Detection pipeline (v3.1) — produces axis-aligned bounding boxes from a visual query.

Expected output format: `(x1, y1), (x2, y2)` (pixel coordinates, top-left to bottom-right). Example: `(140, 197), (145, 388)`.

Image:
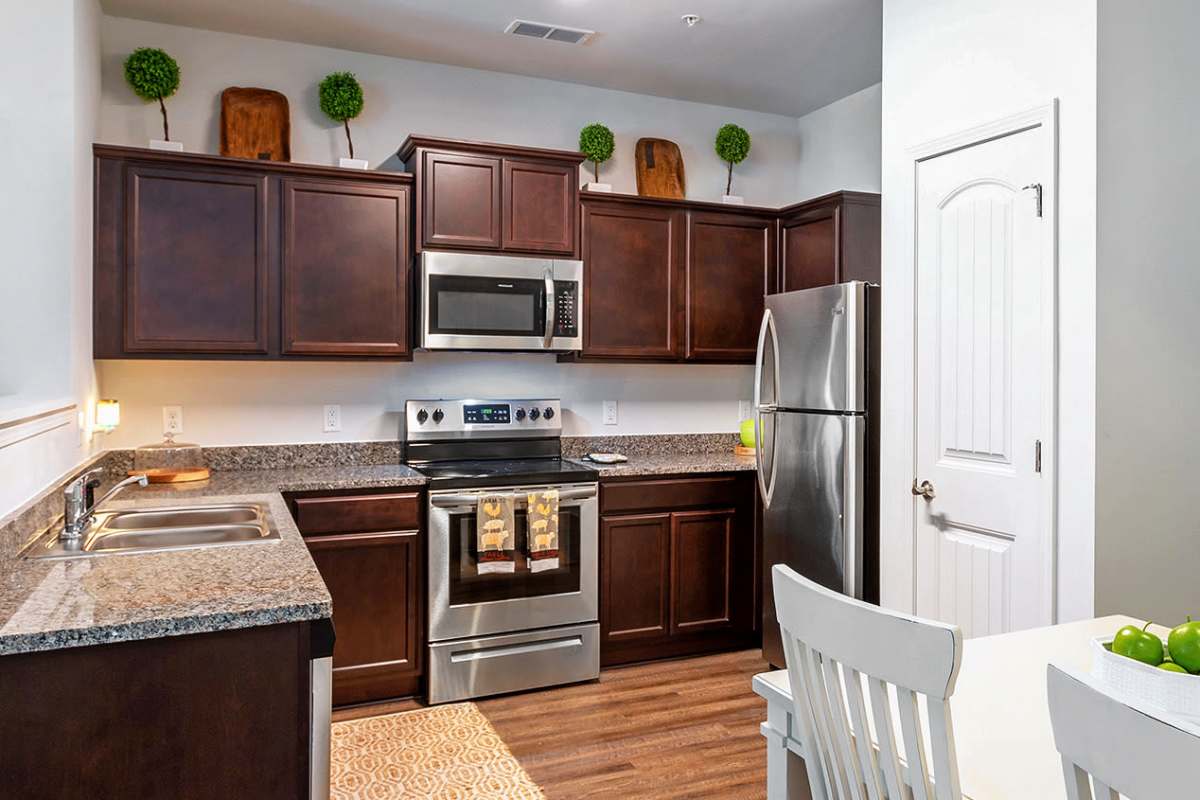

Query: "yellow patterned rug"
(330, 702), (546, 800)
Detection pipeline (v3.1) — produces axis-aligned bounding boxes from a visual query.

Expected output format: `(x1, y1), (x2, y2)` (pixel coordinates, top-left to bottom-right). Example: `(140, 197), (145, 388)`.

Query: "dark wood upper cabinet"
(420, 150), (502, 250)
(503, 159), (577, 254)
(281, 179), (410, 356)
(778, 191), (880, 293)
(685, 211), (776, 361)
(580, 197), (683, 359)
(399, 136), (583, 257)
(123, 164), (269, 353)
(93, 145), (414, 360)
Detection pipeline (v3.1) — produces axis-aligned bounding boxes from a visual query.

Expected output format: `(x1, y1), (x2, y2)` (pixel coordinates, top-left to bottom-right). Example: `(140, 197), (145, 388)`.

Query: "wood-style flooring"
(333, 649), (771, 800)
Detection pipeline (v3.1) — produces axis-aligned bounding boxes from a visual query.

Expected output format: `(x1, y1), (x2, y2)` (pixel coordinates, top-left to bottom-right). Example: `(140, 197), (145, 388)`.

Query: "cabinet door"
(670, 509), (738, 634)
(581, 200), (683, 359)
(306, 530), (421, 706)
(281, 179), (410, 356)
(780, 203), (840, 292)
(503, 159), (577, 255)
(685, 212), (775, 361)
(600, 513), (671, 653)
(421, 151), (502, 250)
(124, 165), (269, 353)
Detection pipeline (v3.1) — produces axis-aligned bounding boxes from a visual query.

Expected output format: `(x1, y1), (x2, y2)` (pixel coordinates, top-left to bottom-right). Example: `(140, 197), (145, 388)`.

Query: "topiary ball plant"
(715, 123), (752, 196)
(124, 48), (181, 141)
(319, 72), (365, 160)
(578, 123), (615, 183)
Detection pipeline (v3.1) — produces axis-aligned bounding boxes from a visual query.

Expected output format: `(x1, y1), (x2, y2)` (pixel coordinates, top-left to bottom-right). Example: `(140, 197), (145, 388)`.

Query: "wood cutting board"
(635, 138), (686, 199)
(220, 87), (291, 161)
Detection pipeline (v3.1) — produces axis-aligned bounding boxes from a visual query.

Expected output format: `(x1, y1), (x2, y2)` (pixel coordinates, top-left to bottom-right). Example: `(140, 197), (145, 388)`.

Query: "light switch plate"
(738, 400), (753, 421)
(163, 406), (183, 435)
(323, 404), (342, 433)
(602, 400), (618, 426)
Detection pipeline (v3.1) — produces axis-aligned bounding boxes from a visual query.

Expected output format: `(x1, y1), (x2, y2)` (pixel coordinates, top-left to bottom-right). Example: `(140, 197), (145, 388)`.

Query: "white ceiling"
(99, 0), (882, 117)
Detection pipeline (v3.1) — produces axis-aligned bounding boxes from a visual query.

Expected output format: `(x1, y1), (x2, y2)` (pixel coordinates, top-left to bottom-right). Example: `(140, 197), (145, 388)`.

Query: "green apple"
(1158, 661), (1189, 674)
(1168, 616), (1200, 674)
(1112, 622), (1164, 666)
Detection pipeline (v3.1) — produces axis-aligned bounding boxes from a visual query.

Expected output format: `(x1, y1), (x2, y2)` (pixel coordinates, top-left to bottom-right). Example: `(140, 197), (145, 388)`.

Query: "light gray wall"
(879, 0), (1097, 619)
(1095, 0), (1200, 623)
(100, 16), (803, 206)
(0, 0), (100, 517)
(795, 83), (881, 200)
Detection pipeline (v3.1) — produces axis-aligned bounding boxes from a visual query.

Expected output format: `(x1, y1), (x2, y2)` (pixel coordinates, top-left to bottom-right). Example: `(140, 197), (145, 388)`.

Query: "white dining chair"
(1047, 664), (1200, 799)
(771, 564), (964, 800)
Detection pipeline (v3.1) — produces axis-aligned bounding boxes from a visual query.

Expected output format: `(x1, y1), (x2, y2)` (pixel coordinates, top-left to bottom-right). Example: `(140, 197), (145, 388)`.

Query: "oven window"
(428, 274), (546, 337)
(448, 504), (582, 605)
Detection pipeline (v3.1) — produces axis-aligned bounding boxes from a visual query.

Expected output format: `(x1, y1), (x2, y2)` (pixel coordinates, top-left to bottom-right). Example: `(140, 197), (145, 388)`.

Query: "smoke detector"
(681, 14), (702, 28)
(505, 19), (595, 45)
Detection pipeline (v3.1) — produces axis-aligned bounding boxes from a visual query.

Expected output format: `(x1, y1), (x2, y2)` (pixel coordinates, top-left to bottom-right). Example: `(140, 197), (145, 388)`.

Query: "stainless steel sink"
(24, 503), (280, 559)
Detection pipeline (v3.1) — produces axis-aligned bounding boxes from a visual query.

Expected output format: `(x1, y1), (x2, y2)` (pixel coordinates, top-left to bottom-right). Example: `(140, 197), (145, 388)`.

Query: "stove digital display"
(463, 403), (511, 424)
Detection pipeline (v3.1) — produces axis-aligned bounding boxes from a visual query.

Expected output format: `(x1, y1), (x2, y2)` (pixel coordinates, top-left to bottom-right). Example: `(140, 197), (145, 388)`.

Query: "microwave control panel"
(553, 281), (578, 337)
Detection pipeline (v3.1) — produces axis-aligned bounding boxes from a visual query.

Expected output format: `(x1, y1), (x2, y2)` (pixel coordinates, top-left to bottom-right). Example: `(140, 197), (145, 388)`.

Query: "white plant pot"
(149, 139), (183, 152)
(585, 182), (612, 193)
(721, 194), (745, 205)
(339, 157), (369, 170)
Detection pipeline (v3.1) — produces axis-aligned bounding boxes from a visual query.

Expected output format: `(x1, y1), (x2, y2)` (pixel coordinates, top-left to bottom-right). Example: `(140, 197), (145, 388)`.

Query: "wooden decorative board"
(635, 138), (686, 199)
(220, 87), (291, 162)
(129, 467), (211, 483)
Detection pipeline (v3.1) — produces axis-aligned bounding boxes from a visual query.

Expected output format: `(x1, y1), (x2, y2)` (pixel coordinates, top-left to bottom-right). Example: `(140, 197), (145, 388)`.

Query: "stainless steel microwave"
(419, 251), (583, 352)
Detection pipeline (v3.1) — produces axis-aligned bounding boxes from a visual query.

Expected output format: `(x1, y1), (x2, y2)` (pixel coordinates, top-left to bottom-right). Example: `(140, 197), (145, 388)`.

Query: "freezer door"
(761, 410), (865, 665)
(764, 282), (867, 413)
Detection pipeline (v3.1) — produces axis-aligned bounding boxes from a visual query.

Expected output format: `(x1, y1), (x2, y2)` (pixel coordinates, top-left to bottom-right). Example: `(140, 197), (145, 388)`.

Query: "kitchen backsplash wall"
(97, 357), (754, 449)
(99, 16), (804, 206)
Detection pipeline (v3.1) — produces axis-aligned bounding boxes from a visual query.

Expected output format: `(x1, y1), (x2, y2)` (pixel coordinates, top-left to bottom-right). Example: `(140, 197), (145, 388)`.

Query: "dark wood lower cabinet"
(599, 474), (757, 666)
(0, 623), (314, 800)
(288, 489), (425, 706)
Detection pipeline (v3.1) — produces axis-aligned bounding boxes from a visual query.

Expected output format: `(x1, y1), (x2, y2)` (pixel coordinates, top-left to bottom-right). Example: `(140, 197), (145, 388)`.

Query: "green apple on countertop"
(739, 419), (756, 449)
(1168, 616), (1200, 673)
(1111, 622), (1165, 666)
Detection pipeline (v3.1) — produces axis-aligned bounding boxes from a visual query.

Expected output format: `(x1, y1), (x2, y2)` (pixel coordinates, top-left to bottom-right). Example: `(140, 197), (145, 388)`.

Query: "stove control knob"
(416, 408), (428, 425)
(515, 407), (526, 421)
(543, 407), (555, 420)
(432, 408), (444, 424)
(529, 407), (541, 421)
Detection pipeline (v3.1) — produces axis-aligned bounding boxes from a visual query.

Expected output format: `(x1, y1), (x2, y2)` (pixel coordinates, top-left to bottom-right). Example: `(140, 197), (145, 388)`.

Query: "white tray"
(1090, 637), (1200, 724)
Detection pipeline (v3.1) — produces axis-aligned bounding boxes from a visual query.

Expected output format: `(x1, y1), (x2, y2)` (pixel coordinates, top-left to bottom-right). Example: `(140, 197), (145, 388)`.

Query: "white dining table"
(754, 614), (1163, 799)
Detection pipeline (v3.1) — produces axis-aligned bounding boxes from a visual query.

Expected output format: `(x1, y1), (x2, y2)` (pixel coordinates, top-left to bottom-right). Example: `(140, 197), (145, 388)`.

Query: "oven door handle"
(430, 485), (597, 508)
(543, 266), (556, 349)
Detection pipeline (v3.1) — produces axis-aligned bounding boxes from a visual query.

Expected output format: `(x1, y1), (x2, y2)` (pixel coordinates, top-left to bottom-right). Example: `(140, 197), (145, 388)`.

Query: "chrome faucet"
(62, 469), (149, 541)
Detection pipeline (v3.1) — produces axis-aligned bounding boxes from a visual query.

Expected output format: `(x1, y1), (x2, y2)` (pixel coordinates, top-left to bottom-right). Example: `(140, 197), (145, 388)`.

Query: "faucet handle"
(65, 468), (105, 499)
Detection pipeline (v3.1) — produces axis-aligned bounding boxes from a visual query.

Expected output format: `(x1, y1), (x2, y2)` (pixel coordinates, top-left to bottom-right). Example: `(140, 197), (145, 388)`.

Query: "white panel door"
(914, 124), (1054, 637)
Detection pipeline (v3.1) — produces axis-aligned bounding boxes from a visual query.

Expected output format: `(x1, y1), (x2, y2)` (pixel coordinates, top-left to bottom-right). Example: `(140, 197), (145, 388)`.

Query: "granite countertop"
(0, 492), (332, 656)
(0, 438), (755, 658)
(575, 451), (757, 478)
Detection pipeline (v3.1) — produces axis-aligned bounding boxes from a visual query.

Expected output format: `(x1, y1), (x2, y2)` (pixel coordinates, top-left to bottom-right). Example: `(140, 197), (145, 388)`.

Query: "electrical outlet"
(163, 406), (183, 436)
(323, 404), (342, 433)
(738, 400), (753, 421)
(602, 400), (618, 426)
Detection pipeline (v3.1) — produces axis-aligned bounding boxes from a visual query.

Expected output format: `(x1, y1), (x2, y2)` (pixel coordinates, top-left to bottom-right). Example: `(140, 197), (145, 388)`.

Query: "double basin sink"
(25, 504), (280, 560)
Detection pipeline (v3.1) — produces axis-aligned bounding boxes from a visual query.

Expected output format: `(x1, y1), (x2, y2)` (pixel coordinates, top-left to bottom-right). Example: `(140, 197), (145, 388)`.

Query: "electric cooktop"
(411, 457), (597, 490)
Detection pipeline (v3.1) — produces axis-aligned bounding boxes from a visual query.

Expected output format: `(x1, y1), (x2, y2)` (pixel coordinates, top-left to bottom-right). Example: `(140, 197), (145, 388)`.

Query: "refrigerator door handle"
(754, 310), (780, 508)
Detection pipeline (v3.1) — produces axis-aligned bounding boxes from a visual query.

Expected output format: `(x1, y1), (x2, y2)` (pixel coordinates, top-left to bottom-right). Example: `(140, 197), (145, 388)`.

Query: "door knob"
(911, 479), (936, 500)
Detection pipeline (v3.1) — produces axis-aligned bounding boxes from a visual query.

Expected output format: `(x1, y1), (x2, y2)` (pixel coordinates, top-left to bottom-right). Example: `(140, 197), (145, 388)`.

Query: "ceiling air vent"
(505, 19), (594, 45)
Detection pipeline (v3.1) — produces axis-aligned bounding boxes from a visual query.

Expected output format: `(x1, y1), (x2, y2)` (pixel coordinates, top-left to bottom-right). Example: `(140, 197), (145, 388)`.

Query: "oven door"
(428, 482), (598, 642)
(419, 251), (582, 350)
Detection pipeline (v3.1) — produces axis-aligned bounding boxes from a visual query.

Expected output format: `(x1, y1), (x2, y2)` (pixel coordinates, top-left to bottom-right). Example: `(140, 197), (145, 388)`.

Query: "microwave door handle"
(543, 267), (556, 348)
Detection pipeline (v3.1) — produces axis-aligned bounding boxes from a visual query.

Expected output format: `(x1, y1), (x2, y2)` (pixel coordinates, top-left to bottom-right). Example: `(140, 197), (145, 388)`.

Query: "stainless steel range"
(405, 398), (599, 704)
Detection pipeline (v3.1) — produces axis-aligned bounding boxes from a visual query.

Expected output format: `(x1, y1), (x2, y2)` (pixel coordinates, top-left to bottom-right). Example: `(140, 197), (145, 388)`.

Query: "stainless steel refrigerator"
(756, 281), (880, 667)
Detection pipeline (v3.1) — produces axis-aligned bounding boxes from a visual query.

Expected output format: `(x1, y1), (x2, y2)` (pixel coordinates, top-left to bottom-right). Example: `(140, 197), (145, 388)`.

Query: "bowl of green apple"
(1091, 617), (1200, 723)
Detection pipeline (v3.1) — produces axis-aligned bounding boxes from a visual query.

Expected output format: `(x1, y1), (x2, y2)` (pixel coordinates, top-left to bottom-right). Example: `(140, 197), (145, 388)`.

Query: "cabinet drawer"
(601, 476), (743, 514)
(292, 492), (421, 536)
